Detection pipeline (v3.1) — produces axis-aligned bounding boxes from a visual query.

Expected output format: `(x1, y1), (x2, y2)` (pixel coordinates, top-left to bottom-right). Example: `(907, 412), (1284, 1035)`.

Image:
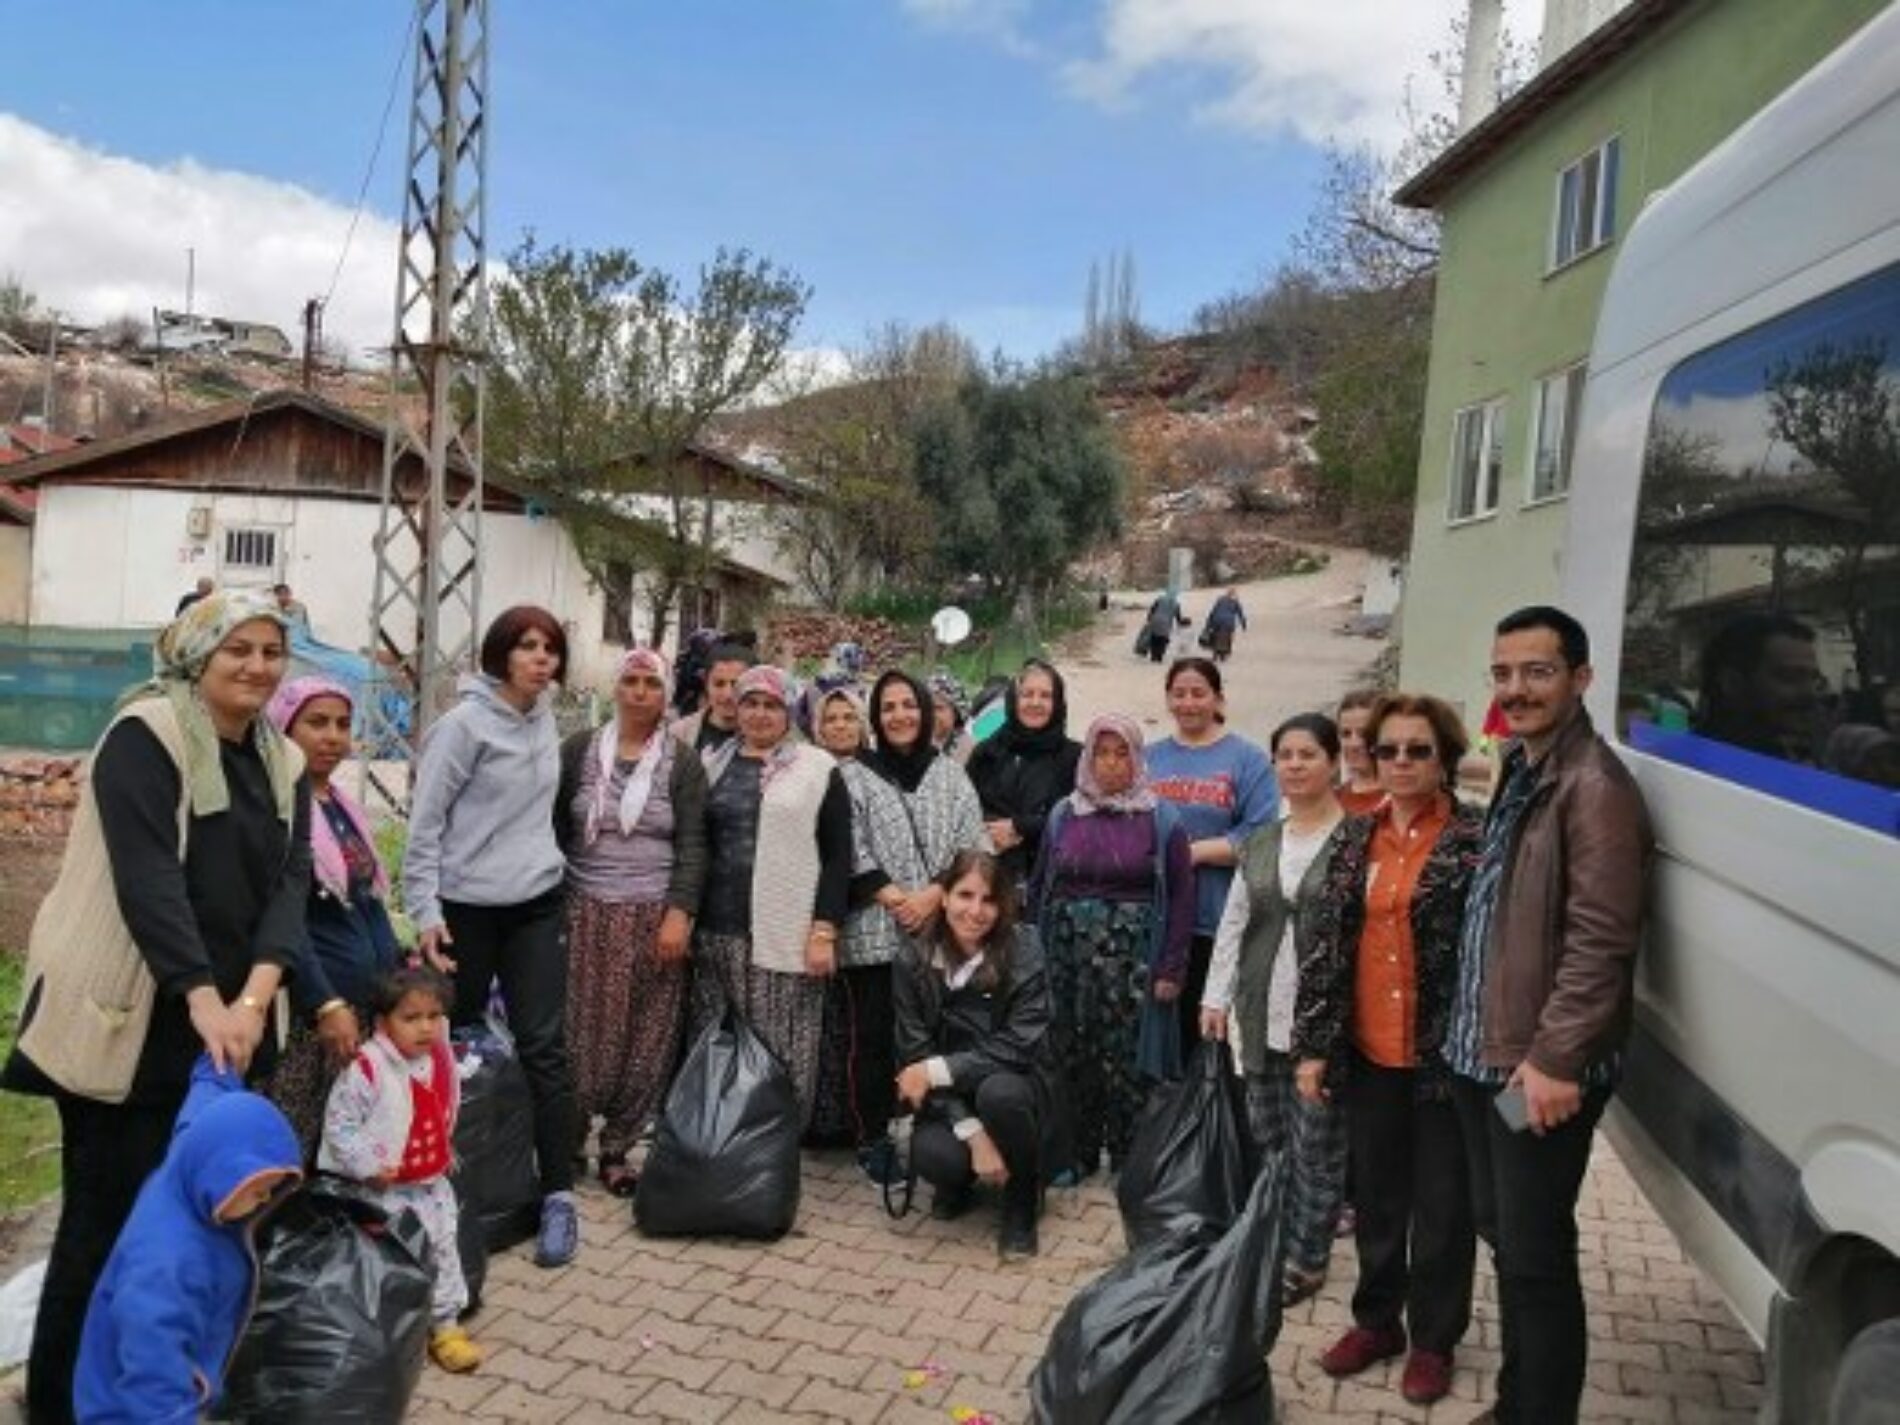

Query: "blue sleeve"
(1227, 740), (1278, 848)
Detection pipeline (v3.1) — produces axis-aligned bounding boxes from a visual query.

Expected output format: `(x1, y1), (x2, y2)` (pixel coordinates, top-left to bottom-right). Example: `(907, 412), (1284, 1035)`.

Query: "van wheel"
(1831, 1320), (1900, 1425)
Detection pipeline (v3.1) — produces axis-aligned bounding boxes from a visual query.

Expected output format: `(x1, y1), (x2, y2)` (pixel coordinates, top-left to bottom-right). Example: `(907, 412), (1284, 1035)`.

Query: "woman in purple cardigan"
(1028, 713), (1194, 1179)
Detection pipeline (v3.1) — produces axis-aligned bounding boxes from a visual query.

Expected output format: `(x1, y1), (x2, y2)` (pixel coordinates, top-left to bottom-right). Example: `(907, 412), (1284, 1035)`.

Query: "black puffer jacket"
(892, 928), (1060, 1135)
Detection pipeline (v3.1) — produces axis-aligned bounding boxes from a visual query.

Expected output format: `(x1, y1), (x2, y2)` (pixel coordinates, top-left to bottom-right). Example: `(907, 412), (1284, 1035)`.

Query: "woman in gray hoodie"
(408, 605), (579, 1268)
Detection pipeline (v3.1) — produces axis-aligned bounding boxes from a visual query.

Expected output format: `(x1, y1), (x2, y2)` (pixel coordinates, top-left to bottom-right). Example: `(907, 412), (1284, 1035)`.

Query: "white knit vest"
(746, 744), (837, 975)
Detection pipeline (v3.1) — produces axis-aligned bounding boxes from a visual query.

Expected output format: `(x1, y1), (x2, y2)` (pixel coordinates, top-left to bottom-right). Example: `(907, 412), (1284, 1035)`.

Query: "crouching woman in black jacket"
(893, 850), (1056, 1260)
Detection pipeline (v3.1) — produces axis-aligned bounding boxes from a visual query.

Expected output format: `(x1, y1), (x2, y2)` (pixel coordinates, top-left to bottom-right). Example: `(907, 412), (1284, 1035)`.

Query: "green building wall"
(1396, 0), (1889, 724)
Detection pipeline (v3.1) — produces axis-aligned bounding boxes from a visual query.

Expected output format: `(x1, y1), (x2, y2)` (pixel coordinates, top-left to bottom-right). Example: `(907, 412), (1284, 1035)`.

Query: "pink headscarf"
(584, 646), (674, 845)
(1070, 713), (1159, 817)
(730, 665), (803, 792)
(265, 675), (388, 900)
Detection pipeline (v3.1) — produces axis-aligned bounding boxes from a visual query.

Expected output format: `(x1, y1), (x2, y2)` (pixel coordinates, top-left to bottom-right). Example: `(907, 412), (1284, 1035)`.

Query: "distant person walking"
(1139, 591), (1189, 663)
(1203, 588), (1247, 662)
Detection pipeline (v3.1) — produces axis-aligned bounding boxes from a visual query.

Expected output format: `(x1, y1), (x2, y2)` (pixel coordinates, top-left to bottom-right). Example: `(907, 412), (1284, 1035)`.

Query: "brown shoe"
(1318, 1324), (1407, 1378)
(1400, 1349), (1454, 1405)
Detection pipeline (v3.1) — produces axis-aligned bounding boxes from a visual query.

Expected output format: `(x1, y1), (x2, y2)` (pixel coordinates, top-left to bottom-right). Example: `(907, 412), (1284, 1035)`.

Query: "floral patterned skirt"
(565, 893), (685, 1161)
(1045, 896), (1158, 1172)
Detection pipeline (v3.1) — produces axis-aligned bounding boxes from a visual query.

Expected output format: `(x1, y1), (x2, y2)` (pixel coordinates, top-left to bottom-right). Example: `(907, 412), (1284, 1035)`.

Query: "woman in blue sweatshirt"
(1145, 657), (1279, 1049)
(407, 605), (578, 1268)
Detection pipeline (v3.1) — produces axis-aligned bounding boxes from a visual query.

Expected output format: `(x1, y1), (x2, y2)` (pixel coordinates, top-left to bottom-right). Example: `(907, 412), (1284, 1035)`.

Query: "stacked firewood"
(0, 755), (83, 840)
(766, 611), (923, 669)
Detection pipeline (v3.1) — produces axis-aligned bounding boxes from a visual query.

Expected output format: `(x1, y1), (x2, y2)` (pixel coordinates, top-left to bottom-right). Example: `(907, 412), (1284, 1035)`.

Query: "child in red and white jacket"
(321, 964), (481, 1373)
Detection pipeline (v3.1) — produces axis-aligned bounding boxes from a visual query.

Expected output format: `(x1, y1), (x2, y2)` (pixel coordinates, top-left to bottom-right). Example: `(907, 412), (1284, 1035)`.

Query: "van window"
(1620, 263), (1900, 835)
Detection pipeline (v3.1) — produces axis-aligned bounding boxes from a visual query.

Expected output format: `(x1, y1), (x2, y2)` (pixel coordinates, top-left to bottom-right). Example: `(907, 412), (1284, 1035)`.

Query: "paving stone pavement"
(408, 1137), (1763, 1424)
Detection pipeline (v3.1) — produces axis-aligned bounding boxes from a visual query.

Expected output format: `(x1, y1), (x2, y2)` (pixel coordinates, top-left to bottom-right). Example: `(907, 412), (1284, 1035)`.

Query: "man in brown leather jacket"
(1442, 605), (1653, 1425)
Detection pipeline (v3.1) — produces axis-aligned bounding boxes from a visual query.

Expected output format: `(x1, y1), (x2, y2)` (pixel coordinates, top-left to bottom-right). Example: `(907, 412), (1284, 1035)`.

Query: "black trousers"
(1176, 932), (1216, 1050)
(1348, 1056), (1476, 1355)
(912, 1072), (1042, 1212)
(839, 964), (897, 1146)
(27, 1096), (179, 1424)
(445, 889), (578, 1196)
(1453, 1075), (1609, 1425)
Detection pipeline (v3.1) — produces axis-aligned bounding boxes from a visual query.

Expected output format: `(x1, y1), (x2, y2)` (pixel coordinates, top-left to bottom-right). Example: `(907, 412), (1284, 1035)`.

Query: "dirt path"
(1060, 549), (1384, 744)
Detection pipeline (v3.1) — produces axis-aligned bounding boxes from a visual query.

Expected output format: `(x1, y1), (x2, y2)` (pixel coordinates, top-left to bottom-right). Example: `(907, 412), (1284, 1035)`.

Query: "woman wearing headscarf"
(407, 604), (578, 1268)
(965, 659), (1082, 885)
(1028, 713), (1194, 1177)
(261, 674), (402, 1157)
(692, 665), (852, 1126)
(809, 673), (986, 1174)
(928, 670), (975, 764)
(3, 590), (310, 1425)
(554, 647), (708, 1197)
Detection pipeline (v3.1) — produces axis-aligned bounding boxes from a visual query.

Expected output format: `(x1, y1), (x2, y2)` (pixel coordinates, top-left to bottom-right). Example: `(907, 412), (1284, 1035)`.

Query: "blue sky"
(1, 1), (1517, 363)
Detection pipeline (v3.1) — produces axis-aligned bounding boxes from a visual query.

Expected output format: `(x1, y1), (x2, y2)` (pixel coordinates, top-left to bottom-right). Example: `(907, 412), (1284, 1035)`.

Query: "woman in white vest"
(3, 589), (311, 1425)
(690, 664), (851, 1126)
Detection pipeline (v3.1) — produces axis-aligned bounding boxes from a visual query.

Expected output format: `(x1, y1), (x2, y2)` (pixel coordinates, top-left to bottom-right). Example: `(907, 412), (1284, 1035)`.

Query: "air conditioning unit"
(186, 506), (213, 540)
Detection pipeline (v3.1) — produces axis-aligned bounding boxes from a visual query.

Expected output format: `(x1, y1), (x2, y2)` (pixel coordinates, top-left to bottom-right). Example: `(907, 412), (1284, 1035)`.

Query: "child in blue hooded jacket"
(73, 1056), (301, 1424)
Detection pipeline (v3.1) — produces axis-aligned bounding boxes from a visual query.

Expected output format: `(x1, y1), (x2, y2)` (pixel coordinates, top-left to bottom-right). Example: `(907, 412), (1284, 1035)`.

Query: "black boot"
(932, 1179), (976, 1221)
(998, 1181), (1039, 1259)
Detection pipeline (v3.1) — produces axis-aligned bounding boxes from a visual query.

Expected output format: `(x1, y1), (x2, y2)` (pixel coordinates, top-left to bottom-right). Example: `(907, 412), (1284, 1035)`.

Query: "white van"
(1563, 9), (1900, 1419)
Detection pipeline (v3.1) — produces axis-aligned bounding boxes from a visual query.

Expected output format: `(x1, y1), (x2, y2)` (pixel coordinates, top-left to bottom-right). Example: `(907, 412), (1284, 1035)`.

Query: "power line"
(321, 6), (421, 316)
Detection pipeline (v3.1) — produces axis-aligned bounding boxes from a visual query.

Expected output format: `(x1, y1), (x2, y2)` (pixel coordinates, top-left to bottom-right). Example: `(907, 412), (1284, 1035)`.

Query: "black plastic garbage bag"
(635, 1012), (801, 1239)
(1031, 1157), (1289, 1425)
(452, 1027), (540, 1253)
(1116, 1042), (1255, 1249)
(217, 1189), (431, 1423)
(454, 1181), (489, 1316)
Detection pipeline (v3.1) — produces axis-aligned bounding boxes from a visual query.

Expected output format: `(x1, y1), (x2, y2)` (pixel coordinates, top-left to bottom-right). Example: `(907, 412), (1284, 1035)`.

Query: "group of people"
(5, 587), (1650, 1425)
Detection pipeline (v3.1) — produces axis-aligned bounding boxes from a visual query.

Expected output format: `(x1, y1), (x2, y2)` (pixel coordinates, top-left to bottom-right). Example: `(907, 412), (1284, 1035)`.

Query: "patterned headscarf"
(1070, 713), (1159, 817)
(928, 670), (970, 727)
(807, 682), (868, 757)
(120, 589), (296, 819)
(265, 675), (387, 900)
(730, 664), (803, 791)
(584, 647), (674, 845)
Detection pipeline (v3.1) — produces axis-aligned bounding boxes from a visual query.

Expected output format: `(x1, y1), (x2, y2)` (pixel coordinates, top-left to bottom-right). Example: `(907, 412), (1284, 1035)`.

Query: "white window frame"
(219, 525), (280, 582)
(1527, 361), (1587, 505)
(1550, 135), (1621, 271)
(1447, 397), (1507, 525)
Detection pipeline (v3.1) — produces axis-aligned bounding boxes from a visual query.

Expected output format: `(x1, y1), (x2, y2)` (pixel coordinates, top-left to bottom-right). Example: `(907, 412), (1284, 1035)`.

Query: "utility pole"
(301, 298), (323, 391)
(363, 0), (490, 813)
(40, 311), (58, 437)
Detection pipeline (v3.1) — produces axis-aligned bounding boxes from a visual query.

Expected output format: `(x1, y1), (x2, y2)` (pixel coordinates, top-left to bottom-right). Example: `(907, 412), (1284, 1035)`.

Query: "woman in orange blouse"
(1292, 693), (1483, 1409)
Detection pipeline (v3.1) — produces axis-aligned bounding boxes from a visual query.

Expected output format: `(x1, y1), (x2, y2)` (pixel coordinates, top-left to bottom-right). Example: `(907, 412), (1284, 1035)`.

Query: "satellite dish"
(930, 606), (973, 646)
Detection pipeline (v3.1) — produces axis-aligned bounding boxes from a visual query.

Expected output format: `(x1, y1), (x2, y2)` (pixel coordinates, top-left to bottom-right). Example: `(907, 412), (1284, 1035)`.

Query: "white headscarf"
(585, 647), (673, 845)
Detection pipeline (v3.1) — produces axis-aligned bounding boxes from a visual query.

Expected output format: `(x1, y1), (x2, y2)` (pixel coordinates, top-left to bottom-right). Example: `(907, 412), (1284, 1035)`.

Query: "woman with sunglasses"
(1292, 693), (1483, 1409)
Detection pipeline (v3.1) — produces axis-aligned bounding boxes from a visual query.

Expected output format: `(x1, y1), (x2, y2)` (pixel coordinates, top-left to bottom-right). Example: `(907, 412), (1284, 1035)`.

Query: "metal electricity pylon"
(363, 0), (490, 814)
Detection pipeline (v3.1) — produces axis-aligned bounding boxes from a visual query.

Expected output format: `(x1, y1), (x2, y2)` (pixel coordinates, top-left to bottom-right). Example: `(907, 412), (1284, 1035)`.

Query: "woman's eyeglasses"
(1373, 741), (1437, 763)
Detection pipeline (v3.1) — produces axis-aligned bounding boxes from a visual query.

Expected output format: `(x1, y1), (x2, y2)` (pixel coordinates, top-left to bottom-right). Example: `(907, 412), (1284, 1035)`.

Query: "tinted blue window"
(1622, 264), (1900, 831)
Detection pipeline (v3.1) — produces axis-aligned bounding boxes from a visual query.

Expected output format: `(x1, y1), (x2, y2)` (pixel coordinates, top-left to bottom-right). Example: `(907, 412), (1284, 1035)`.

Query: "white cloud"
(0, 112), (400, 361)
(910, 0), (1546, 152)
